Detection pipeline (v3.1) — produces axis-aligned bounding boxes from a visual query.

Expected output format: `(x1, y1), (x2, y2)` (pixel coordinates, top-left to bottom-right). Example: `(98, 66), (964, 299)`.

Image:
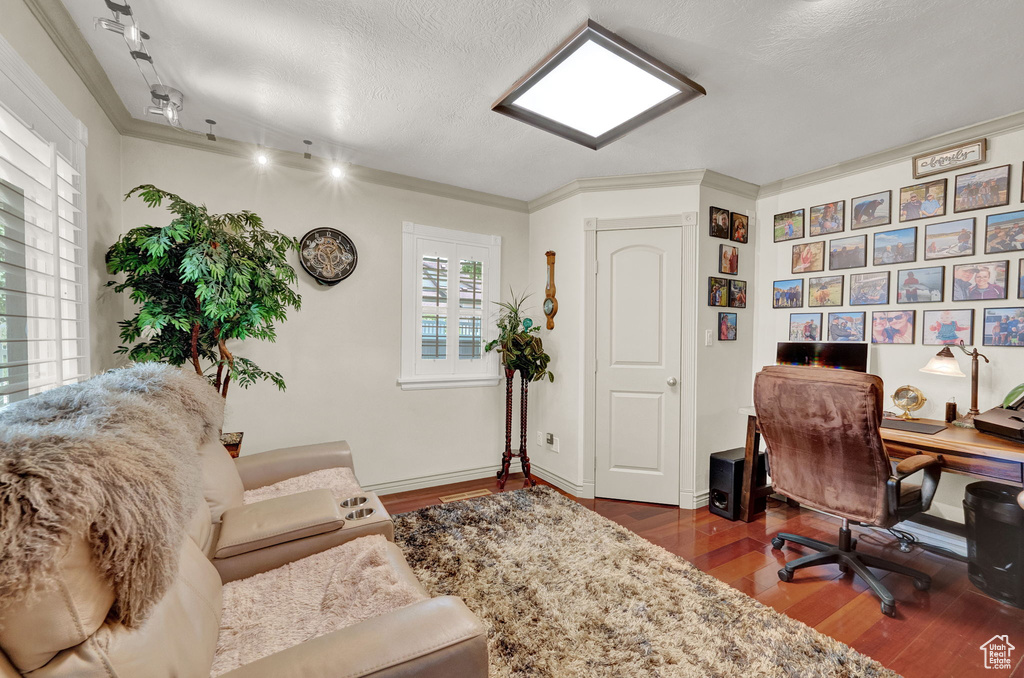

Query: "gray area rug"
(394, 486), (898, 678)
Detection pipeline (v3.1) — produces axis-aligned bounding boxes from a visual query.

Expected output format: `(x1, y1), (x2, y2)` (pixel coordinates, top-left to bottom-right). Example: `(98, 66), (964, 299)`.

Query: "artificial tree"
(106, 185), (301, 399)
(485, 290), (553, 488)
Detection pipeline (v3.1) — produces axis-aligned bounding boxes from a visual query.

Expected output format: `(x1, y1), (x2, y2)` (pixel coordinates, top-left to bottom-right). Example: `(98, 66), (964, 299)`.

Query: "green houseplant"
(485, 290), (553, 488)
(106, 185), (301, 400)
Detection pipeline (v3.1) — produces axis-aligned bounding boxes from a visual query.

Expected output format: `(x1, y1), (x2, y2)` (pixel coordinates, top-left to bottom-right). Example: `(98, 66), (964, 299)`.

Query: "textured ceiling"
(62, 0), (1024, 201)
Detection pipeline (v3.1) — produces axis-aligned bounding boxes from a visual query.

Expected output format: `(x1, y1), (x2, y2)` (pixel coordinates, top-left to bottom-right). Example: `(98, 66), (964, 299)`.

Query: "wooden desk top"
(880, 418), (1024, 464)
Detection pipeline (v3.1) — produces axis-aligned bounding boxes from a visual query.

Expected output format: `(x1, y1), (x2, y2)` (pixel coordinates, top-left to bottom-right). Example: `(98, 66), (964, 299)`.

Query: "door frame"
(583, 213), (700, 508)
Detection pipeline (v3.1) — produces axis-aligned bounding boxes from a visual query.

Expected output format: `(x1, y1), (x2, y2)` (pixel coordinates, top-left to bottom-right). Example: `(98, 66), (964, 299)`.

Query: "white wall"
(754, 127), (1024, 521)
(119, 137), (530, 489)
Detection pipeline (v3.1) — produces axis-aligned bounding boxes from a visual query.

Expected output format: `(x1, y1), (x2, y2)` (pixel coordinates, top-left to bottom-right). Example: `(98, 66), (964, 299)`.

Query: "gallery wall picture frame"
(829, 234), (867, 270)
(774, 209), (805, 243)
(850, 271), (890, 306)
(952, 260), (1009, 301)
(1019, 259), (1024, 299)
(773, 278), (804, 309)
(708, 276), (730, 307)
(871, 310), (916, 344)
(873, 227), (917, 266)
(984, 209), (1024, 254)
(913, 138), (986, 179)
(710, 206), (731, 239)
(899, 179), (947, 222)
(897, 266), (944, 304)
(729, 280), (747, 308)
(924, 218), (975, 260)
(851, 191), (891, 229)
(827, 311), (866, 342)
(730, 212), (749, 244)
(718, 312), (738, 341)
(809, 200), (845, 237)
(789, 313), (822, 341)
(1021, 161), (1024, 203)
(807, 275), (843, 307)
(922, 309), (974, 346)
(953, 164), (1011, 213)
(791, 241), (825, 274)
(982, 307), (1024, 347)
(719, 244), (739, 275)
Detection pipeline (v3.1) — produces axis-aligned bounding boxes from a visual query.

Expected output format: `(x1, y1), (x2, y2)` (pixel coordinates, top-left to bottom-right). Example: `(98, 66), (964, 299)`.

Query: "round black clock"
(298, 228), (357, 286)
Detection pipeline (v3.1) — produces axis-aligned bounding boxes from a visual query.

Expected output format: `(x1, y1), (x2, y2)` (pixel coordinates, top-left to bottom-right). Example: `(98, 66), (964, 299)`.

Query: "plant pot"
(220, 431), (244, 458)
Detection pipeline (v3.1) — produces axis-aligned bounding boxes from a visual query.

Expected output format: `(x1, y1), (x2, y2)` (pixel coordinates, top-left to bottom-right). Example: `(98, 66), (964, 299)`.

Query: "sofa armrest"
(234, 441), (354, 490)
(215, 489), (344, 559)
(220, 596), (487, 678)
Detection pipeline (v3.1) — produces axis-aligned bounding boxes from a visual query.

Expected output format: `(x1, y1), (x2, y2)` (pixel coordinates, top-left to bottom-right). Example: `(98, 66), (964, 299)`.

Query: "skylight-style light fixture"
(492, 20), (705, 150)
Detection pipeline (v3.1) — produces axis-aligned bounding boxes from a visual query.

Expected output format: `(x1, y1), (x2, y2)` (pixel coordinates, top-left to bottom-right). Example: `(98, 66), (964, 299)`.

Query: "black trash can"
(963, 481), (1024, 609)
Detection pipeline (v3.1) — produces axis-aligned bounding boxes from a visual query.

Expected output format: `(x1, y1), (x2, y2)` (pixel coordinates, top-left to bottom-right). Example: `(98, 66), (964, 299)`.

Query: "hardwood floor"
(381, 474), (1024, 678)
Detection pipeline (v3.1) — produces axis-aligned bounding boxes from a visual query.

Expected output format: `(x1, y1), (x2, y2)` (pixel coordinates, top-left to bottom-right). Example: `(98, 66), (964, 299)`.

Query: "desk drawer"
(886, 442), (1024, 484)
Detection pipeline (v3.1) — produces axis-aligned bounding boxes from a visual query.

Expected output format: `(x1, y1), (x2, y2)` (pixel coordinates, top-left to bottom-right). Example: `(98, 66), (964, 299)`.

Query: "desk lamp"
(919, 340), (990, 426)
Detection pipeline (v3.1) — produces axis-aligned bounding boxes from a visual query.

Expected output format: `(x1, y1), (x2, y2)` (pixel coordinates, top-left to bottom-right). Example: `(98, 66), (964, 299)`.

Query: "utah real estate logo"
(979, 635), (1015, 670)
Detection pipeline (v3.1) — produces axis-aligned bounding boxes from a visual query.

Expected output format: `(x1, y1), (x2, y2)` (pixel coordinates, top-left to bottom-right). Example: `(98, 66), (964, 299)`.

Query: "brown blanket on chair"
(0, 363), (224, 627)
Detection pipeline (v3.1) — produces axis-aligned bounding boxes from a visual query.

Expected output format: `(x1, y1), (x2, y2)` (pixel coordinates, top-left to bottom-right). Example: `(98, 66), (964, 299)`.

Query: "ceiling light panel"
(492, 20), (705, 150)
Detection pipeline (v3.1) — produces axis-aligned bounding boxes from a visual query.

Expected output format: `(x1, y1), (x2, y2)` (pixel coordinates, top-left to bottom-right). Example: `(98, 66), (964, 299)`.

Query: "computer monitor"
(775, 342), (868, 373)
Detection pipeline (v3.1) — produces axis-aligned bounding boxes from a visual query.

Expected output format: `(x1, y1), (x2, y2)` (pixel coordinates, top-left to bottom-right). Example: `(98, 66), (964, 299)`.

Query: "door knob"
(667, 377), (678, 387)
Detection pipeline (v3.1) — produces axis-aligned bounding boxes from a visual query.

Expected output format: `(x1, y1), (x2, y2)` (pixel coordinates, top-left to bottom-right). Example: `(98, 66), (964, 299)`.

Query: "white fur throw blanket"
(0, 363), (224, 627)
(212, 535), (428, 676)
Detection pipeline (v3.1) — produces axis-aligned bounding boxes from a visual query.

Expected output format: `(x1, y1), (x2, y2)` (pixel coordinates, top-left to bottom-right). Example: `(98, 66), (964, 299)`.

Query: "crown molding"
(698, 169), (760, 200)
(757, 108), (1024, 199)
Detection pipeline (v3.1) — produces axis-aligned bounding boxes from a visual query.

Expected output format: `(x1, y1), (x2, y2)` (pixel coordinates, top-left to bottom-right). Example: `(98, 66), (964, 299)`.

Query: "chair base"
(772, 525), (931, 617)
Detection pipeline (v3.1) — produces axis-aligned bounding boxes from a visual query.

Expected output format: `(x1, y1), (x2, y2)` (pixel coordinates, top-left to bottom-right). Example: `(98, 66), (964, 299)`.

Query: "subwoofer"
(709, 447), (767, 521)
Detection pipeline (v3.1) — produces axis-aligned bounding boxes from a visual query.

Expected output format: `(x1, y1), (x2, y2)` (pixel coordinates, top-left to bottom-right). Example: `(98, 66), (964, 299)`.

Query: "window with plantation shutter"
(400, 221), (501, 390)
(0, 39), (89, 406)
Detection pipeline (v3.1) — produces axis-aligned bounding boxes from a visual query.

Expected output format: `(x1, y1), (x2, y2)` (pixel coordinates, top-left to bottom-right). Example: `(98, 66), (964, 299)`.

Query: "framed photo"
(983, 308), (1024, 346)
(871, 310), (915, 344)
(718, 312), (737, 341)
(952, 261), (1009, 301)
(1019, 260), (1024, 299)
(809, 201), (844, 236)
(789, 313), (822, 341)
(850, 271), (890, 306)
(708, 277), (730, 307)
(710, 206), (731, 239)
(923, 309), (973, 346)
(899, 179), (946, 222)
(851, 191), (891, 229)
(913, 138), (986, 179)
(791, 241), (824, 274)
(774, 209), (805, 243)
(720, 244), (739, 275)
(897, 266), (944, 304)
(924, 218), (975, 260)
(729, 280), (747, 308)
(730, 213), (749, 244)
(773, 279), (803, 309)
(829, 235), (867, 270)
(807, 275), (843, 307)
(828, 312), (866, 342)
(984, 210), (1024, 254)
(954, 164), (1011, 213)
(873, 227), (917, 265)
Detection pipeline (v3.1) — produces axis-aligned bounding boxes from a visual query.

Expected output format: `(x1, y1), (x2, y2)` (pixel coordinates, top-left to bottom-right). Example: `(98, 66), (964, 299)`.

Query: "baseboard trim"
(531, 466), (589, 498)
(362, 465), (497, 496)
(679, 488), (710, 510)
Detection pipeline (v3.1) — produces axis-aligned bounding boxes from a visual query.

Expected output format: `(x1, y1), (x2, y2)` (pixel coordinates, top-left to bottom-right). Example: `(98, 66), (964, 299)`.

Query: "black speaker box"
(709, 447), (767, 521)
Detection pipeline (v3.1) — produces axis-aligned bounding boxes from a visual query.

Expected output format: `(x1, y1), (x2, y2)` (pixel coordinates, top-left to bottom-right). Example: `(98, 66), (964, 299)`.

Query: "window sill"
(397, 375), (502, 391)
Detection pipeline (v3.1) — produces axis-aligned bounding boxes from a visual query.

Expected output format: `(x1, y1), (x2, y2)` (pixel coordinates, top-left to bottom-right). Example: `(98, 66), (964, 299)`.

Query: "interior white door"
(595, 227), (682, 505)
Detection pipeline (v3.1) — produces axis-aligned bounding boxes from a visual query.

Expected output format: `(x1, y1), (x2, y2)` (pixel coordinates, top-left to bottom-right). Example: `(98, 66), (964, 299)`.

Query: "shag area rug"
(394, 487), (898, 678)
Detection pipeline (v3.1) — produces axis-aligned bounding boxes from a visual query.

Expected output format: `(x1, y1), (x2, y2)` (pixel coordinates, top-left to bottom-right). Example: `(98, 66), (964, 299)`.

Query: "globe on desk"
(891, 385), (926, 421)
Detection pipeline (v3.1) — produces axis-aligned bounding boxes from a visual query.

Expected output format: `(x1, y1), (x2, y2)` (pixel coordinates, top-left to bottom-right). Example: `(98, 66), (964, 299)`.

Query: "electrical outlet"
(545, 432), (554, 446)
(552, 436), (560, 453)
(705, 329), (713, 346)
(536, 431), (544, 446)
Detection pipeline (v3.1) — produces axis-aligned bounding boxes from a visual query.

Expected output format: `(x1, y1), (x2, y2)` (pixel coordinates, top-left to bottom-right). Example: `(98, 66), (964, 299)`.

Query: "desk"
(738, 414), (1024, 522)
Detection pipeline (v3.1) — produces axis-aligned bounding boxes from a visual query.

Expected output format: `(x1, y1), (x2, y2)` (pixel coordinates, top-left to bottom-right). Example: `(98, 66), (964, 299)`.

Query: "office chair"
(753, 365), (942, 616)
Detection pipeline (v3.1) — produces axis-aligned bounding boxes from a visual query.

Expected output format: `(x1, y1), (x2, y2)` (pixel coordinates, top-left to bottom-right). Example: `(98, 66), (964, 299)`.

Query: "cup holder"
(340, 496), (368, 508)
(345, 507), (376, 521)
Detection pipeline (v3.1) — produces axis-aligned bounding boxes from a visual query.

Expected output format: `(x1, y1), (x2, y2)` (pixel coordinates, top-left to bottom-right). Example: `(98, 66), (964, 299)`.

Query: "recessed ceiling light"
(492, 20), (705, 150)
(330, 166), (344, 179)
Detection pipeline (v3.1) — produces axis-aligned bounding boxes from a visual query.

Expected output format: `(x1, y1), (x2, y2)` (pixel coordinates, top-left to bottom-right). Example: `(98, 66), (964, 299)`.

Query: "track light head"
(256, 154), (269, 166)
(330, 166), (344, 179)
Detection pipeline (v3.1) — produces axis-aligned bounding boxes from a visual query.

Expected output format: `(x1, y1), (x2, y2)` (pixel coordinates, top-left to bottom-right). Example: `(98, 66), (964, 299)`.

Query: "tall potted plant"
(106, 186), (302, 450)
(485, 290), (553, 488)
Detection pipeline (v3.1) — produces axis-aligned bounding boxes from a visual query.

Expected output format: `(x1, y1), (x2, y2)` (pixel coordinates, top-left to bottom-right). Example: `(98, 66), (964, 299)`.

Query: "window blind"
(0, 103), (87, 406)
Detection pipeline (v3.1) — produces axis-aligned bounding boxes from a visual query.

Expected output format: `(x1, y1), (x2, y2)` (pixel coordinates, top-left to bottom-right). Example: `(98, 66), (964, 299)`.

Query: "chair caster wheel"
(778, 569), (793, 583)
(771, 537), (785, 550)
(838, 562), (849, 574)
(913, 578), (931, 591)
(881, 602), (896, 617)
(850, 538), (858, 550)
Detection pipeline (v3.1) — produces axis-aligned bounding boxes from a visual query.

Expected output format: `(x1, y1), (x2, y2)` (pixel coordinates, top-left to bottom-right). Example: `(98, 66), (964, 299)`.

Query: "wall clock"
(544, 250), (557, 329)
(299, 228), (357, 286)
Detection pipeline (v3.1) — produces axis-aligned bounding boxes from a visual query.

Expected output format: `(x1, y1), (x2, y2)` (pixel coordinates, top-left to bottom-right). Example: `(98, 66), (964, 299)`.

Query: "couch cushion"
(187, 495), (215, 555)
(200, 440), (245, 522)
